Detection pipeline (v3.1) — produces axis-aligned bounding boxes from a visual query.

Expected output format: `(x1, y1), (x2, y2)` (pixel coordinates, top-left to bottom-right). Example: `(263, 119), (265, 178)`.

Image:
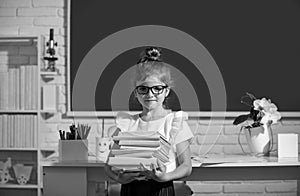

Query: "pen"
(59, 130), (65, 140)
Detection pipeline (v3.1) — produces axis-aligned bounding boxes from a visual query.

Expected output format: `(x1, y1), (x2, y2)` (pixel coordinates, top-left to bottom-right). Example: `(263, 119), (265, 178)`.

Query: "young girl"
(105, 47), (194, 196)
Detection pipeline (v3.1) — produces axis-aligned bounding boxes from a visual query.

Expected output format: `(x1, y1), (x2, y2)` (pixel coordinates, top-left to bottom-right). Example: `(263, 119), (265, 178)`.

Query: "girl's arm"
(161, 140), (192, 181)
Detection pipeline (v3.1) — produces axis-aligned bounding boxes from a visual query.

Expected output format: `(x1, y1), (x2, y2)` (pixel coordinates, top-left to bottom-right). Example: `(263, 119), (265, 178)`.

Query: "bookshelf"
(0, 35), (53, 196)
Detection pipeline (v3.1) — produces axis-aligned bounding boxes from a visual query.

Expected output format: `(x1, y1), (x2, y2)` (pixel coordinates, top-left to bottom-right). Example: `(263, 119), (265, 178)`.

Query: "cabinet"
(0, 35), (55, 196)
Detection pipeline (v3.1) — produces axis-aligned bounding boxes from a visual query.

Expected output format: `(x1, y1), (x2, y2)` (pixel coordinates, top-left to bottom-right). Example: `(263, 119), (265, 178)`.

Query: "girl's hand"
(104, 164), (144, 184)
(116, 170), (144, 184)
(139, 161), (168, 182)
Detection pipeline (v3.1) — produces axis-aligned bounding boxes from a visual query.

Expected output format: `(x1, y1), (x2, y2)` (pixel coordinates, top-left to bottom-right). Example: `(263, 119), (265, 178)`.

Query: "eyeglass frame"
(135, 85), (169, 95)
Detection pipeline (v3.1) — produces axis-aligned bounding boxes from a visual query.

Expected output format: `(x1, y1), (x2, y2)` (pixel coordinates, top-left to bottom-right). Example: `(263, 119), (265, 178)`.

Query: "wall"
(0, 0), (299, 195)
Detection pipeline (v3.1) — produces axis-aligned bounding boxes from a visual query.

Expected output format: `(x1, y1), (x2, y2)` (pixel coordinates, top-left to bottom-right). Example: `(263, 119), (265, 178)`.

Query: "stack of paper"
(107, 131), (171, 171)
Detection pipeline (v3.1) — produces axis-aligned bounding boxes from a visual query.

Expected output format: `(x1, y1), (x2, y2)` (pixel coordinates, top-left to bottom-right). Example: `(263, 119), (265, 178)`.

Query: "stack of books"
(107, 131), (171, 171)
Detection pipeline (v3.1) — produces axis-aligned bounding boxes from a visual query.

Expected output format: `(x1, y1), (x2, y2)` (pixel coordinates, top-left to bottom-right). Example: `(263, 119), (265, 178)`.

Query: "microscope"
(43, 28), (58, 72)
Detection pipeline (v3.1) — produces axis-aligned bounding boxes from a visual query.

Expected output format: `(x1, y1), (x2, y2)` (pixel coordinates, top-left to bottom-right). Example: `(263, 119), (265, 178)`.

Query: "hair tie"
(137, 47), (162, 64)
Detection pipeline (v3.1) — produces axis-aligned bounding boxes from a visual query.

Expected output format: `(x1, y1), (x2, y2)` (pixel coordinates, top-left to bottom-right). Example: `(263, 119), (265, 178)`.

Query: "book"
(16, 115), (20, 147)
(10, 115), (16, 147)
(2, 115), (8, 147)
(118, 140), (160, 147)
(153, 150), (169, 163)
(33, 115), (37, 147)
(116, 131), (161, 138)
(107, 157), (157, 170)
(108, 131), (172, 167)
(2, 72), (8, 110)
(25, 66), (29, 110)
(111, 149), (155, 156)
(112, 135), (160, 141)
(120, 146), (160, 150)
(0, 115), (2, 147)
(28, 66), (32, 109)
(15, 68), (20, 110)
(8, 68), (14, 109)
(7, 115), (11, 147)
(0, 72), (5, 109)
(32, 66), (37, 110)
(20, 66), (25, 110)
(114, 151), (154, 158)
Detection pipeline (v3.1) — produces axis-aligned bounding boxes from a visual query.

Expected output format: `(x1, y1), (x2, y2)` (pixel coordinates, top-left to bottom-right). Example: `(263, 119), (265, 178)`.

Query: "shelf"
(0, 183), (38, 189)
(0, 35), (42, 196)
(0, 36), (38, 42)
(0, 110), (38, 114)
(40, 110), (56, 113)
(40, 148), (56, 152)
(40, 70), (59, 76)
(0, 148), (38, 151)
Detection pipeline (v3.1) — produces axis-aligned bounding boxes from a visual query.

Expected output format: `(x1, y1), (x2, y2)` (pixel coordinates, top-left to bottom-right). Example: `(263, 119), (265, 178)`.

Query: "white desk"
(42, 155), (300, 196)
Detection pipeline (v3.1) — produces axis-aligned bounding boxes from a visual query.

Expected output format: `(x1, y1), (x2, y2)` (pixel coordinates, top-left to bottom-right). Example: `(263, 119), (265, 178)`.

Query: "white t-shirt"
(115, 111), (194, 172)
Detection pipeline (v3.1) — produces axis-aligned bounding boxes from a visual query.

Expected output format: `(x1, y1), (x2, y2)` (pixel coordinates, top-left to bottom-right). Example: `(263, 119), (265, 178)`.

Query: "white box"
(278, 134), (298, 158)
(59, 140), (88, 161)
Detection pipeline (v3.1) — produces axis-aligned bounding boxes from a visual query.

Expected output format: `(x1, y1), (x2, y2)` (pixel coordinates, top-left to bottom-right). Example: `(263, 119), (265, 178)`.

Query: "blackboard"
(69, 0), (300, 112)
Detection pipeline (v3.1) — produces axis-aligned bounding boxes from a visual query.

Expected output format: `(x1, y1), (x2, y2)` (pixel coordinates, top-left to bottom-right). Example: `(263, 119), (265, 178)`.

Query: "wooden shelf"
(40, 148), (56, 152)
(0, 35), (43, 196)
(0, 148), (38, 151)
(40, 110), (56, 113)
(40, 71), (59, 76)
(0, 183), (38, 189)
(0, 110), (38, 114)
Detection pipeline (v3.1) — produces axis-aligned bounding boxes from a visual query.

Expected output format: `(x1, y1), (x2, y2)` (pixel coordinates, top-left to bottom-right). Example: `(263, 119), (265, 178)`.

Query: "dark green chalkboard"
(69, 0), (300, 112)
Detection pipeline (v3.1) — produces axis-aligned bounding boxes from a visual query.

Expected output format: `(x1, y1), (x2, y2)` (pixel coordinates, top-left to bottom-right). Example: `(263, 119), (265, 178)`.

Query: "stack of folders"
(107, 131), (171, 171)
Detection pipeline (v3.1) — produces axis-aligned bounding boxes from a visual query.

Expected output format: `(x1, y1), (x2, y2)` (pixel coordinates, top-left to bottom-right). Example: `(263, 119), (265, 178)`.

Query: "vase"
(243, 124), (273, 156)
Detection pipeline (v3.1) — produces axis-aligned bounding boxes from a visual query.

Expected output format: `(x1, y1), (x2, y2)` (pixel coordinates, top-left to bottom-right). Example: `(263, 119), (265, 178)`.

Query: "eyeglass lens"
(136, 85), (167, 95)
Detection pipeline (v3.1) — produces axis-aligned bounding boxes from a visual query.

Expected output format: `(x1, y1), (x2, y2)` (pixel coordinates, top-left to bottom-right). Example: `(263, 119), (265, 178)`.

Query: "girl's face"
(135, 76), (170, 111)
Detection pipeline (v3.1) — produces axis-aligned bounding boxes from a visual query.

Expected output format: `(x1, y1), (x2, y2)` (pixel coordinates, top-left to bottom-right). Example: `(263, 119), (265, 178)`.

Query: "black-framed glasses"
(135, 85), (168, 95)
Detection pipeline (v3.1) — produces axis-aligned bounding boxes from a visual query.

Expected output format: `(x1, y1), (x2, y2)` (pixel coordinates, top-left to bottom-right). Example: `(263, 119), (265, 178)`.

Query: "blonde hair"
(132, 47), (174, 87)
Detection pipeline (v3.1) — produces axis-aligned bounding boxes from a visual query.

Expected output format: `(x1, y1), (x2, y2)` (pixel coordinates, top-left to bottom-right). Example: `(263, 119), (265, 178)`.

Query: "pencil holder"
(96, 137), (113, 162)
(59, 140), (88, 161)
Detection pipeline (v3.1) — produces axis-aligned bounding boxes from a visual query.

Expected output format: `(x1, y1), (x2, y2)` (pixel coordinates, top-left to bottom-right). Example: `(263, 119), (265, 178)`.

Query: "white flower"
(253, 98), (281, 125)
(260, 111), (281, 125)
(253, 98), (278, 112)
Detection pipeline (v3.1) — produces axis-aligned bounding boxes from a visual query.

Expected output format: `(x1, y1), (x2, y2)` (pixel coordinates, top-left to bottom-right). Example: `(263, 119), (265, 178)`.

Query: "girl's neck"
(140, 107), (170, 121)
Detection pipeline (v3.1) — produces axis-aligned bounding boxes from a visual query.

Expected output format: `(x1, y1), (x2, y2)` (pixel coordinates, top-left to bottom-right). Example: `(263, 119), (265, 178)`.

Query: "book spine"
(16, 115), (20, 148)
(28, 66), (32, 110)
(33, 115), (37, 148)
(32, 66), (37, 110)
(0, 72), (3, 109)
(24, 66), (29, 110)
(25, 115), (29, 147)
(119, 140), (160, 147)
(20, 66), (25, 110)
(3, 115), (8, 147)
(7, 115), (11, 147)
(8, 69), (14, 110)
(15, 68), (20, 110)
(21, 115), (25, 147)
(2, 72), (8, 110)
(0, 115), (2, 147)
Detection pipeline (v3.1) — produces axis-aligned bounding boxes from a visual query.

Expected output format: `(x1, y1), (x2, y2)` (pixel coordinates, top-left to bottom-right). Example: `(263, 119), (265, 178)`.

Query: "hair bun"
(138, 47), (162, 63)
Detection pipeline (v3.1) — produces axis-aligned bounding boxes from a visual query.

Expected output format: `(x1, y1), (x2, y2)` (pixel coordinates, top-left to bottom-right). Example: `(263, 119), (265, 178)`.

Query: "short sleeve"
(115, 112), (135, 132)
(174, 121), (194, 145)
(172, 111), (194, 146)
